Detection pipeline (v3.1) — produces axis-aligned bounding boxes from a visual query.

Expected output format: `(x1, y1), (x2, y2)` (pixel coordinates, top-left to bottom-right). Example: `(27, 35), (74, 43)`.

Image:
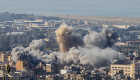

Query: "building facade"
(110, 60), (140, 79)
(16, 60), (29, 71)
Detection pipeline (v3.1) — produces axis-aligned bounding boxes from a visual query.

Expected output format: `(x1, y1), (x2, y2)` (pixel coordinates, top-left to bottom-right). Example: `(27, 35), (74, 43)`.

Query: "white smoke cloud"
(11, 39), (47, 65)
(11, 24), (123, 68)
(84, 31), (106, 48)
(44, 47), (119, 67)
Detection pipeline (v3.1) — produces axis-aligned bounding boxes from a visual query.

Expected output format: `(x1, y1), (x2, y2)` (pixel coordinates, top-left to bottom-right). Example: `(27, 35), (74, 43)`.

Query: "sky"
(0, 0), (140, 17)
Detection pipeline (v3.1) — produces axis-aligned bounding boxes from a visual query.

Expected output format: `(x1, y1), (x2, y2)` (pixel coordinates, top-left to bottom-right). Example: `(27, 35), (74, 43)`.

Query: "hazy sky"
(0, 0), (140, 17)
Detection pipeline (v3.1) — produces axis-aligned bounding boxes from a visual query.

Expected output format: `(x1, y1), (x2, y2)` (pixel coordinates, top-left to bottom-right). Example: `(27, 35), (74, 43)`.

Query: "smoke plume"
(11, 24), (123, 68)
(55, 23), (84, 53)
(47, 24), (121, 67)
(11, 39), (48, 65)
(84, 28), (118, 48)
(46, 47), (121, 67)
(84, 31), (106, 48)
(101, 28), (118, 47)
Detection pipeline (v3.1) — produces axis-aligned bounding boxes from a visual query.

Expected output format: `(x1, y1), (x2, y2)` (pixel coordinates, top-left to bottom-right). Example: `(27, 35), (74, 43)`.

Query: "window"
(112, 67), (115, 68)
(121, 67), (124, 69)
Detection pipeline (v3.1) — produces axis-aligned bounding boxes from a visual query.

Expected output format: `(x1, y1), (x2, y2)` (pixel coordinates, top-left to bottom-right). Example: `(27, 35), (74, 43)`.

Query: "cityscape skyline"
(0, 11), (140, 80)
(0, 0), (140, 17)
(0, 0), (140, 79)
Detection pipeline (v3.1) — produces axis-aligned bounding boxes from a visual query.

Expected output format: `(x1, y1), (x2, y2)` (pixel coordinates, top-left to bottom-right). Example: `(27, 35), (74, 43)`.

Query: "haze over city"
(0, 0), (140, 17)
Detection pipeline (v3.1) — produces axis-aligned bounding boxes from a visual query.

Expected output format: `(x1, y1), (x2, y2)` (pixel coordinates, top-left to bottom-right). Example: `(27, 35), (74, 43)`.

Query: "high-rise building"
(0, 52), (11, 63)
(46, 56), (61, 74)
(7, 55), (11, 62)
(1, 53), (5, 62)
(46, 63), (60, 74)
(16, 60), (29, 71)
(46, 64), (52, 73)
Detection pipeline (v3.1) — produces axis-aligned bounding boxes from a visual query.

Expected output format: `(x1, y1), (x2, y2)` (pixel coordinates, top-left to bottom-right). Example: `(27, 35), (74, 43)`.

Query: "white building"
(113, 25), (129, 29)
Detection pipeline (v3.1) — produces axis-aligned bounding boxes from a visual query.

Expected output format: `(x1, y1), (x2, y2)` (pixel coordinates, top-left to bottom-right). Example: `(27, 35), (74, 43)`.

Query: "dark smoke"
(101, 28), (118, 47)
(84, 28), (118, 48)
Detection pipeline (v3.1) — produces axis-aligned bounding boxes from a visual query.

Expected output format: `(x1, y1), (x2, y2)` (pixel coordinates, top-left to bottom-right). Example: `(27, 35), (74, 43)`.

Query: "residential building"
(110, 59), (140, 79)
(16, 60), (29, 71)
